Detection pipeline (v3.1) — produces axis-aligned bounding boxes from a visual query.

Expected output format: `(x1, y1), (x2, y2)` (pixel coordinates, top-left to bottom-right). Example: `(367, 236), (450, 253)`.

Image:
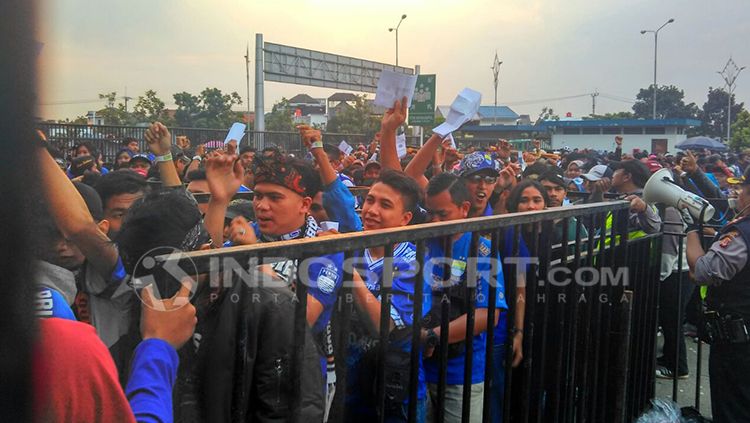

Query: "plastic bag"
(636, 398), (683, 423)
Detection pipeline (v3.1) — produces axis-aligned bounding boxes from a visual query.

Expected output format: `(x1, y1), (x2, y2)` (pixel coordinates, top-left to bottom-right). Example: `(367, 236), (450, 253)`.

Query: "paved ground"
(653, 333), (712, 419)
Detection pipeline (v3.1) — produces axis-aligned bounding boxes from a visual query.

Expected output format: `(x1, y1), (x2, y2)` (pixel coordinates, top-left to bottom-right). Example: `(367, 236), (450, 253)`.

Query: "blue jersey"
(322, 177), (362, 233)
(423, 233), (507, 384)
(35, 288), (76, 321)
(347, 242), (431, 408)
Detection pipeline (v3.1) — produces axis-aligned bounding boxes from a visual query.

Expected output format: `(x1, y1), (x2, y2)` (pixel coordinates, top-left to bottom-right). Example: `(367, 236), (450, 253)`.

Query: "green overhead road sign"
(408, 74), (436, 126)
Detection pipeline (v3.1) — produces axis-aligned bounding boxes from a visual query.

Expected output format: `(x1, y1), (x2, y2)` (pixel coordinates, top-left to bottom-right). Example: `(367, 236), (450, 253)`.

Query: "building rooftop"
(328, 92), (359, 102)
(538, 118), (702, 128)
(288, 94), (319, 104)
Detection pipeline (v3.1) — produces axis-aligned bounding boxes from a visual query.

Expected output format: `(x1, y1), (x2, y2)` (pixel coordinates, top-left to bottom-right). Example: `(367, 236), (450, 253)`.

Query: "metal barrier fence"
(159, 200), (661, 422)
(37, 123), (423, 164)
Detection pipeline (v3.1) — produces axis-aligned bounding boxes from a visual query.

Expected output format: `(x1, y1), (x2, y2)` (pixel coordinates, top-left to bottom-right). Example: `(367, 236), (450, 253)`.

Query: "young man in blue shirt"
(422, 173), (507, 423)
(346, 169), (431, 423)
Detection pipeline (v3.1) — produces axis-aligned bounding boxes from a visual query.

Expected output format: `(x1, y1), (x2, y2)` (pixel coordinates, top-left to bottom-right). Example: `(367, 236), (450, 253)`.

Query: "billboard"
(408, 74), (436, 126)
(263, 42), (414, 93)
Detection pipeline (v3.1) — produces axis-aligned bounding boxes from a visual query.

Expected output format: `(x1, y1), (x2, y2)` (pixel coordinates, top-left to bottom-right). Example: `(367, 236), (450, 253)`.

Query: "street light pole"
(491, 52), (502, 125)
(388, 14), (407, 66)
(718, 57), (746, 141)
(641, 18), (674, 119)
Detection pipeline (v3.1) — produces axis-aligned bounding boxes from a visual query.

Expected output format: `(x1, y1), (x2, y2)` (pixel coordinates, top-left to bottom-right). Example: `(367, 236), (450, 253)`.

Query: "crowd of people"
(32, 96), (750, 422)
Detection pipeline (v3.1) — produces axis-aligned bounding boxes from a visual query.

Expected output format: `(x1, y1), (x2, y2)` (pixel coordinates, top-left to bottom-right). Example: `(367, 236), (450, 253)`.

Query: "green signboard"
(408, 74), (436, 126)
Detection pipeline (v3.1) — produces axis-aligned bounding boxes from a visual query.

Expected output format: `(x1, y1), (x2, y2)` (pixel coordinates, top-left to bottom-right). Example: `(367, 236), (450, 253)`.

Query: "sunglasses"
(466, 174), (498, 184)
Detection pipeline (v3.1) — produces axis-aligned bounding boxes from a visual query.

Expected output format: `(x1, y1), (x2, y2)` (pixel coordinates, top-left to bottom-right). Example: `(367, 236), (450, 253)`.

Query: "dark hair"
(73, 181), (104, 221)
(94, 170), (149, 207)
(239, 146), (256, 155)
(323, 143), (342, 161)
(116, 190), (202, 275)
(75, 141), (98, 157)
(122, 137), (139, 146)
(375, 169), (423, 215)
(506, 179), (550, 213)
(186, 169), (206, 182)
(426, 172), (470, 206)
(615, 160), (651, 188)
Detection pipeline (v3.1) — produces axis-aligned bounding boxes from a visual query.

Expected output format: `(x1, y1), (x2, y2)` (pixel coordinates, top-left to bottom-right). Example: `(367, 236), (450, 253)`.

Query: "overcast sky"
(38, 0), (749, 123)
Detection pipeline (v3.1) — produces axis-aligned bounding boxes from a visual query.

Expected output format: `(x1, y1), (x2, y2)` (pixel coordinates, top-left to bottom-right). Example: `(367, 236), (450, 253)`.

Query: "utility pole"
(491, 52), (502, 125)
(718, 57), (746, 141)
(123, 86), (132, 112)
(245, 43), (251, 142)
(591, 90), (599, 115)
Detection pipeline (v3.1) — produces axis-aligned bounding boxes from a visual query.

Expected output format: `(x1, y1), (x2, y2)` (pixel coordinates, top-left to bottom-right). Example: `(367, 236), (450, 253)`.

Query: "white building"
(543, 118), (701, 154)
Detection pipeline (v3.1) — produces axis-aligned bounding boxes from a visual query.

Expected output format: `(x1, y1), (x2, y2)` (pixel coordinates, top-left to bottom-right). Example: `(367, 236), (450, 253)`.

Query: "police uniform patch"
(719, 230), (739, 249)
(316, 264), (338, 294)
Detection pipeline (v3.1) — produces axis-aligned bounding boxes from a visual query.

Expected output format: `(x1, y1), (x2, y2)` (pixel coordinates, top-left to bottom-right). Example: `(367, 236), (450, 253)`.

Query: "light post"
(718, 57), (746, 141)
(388, 14), (407, 66)
(641, 18), (674, 119)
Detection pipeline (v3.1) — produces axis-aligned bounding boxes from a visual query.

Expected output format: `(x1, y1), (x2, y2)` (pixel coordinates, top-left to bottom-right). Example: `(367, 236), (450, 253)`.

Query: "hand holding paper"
(224, 122), (246, 145)
(433, 88), (482, 137)
(381, 97), (408, 132)
(374, 69), (418, 108)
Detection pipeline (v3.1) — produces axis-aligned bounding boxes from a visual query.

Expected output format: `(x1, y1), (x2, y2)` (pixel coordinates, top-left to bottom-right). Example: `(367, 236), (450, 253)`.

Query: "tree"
(133, 90), (172, 125)
(700, 87), (745, 139)
(585, 111), (635, 120)
(535, 106), (559, 124)
(96, 91), (134, 125)
(264, 98), (296, 131)
(632, 85), (700, 120)
(172, 88), (243, 128)
(325, 94), (380, 134)
(173, 92), (202, 127)
(730, 110), (750, 151)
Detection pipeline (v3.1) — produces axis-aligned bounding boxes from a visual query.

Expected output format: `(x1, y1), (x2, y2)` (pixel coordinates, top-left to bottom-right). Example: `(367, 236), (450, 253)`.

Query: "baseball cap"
(538, 167), (566, 187)
(459, 152), (500, 177)
(580, 164), (613, 182)
(225, 199), (255, 221)
(730, 166), (750, 186)
(645, 159), (663, 173)
(71, 155), (96, 177)
(129, 154), (152, 165)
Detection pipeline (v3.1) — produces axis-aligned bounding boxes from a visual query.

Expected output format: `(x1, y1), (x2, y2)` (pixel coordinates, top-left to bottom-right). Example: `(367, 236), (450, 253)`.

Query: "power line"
(503, 93), (591, 106)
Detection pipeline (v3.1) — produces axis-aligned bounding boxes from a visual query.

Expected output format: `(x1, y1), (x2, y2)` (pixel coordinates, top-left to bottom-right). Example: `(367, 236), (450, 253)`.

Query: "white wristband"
(154, 153), (173, 163)
(192, 155), (202, 162)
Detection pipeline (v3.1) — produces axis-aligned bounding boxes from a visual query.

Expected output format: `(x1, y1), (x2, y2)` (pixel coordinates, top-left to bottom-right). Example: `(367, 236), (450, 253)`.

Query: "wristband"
(154, 152), (173, 163)
(310, 141), (324, 150)
(192, 155), (202, 162)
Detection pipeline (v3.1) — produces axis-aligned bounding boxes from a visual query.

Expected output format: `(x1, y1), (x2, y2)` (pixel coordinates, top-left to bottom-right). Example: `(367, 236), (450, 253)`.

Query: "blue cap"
(459, 152), (500, 177)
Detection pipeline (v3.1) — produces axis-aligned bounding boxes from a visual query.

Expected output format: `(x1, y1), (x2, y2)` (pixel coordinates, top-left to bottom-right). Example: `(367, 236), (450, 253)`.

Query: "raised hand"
(297, 124), (322, 149)
(591, 177), (612, 194)
(205, 153), (243, 203)
(681, 150), (698, 174)
(140, 282), (197, 350)
(498, 162), (520, 190)
(381, 97), (408, 132)
(228, 216), (258, 245)
(498, 139), (511, 160)
(226, 139), (238, 156)
(615, 136), (623, 147)
(144, 122), (172, 156)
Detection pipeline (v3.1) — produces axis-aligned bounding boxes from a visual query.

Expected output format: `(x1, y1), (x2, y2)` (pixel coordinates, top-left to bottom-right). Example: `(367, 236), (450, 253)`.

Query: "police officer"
(686, 166), (750, 422)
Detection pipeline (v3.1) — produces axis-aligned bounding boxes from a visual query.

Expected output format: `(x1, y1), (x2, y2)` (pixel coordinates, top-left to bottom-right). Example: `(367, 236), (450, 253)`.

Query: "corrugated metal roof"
(477, 106), (519, 120)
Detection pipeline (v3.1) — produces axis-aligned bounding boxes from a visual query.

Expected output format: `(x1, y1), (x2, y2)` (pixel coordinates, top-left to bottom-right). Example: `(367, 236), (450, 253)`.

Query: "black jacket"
(174, 270), (325, 422)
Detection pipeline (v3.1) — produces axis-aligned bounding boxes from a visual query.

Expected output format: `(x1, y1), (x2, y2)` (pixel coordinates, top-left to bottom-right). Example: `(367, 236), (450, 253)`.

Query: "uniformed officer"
(686, 167), (750, 423)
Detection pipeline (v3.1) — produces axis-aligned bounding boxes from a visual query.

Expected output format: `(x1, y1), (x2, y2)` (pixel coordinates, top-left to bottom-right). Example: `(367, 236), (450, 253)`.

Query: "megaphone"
(643, 168), (715, 222)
